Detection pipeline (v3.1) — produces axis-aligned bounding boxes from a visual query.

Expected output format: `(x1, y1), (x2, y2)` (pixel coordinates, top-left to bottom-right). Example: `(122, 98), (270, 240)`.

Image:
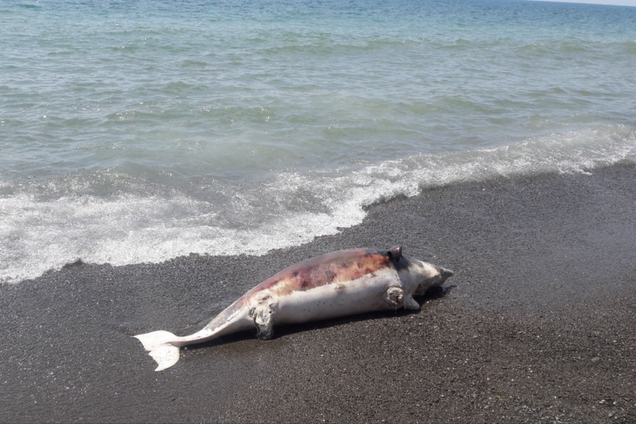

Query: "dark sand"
(1, 164), (635, 423)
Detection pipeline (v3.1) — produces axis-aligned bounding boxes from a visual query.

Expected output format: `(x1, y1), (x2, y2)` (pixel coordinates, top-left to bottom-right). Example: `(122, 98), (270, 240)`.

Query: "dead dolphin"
(134, 246), (453, 371)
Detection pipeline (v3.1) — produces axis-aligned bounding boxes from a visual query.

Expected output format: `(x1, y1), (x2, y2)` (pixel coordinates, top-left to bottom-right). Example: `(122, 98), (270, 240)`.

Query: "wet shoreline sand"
(2, 164), (635, 423)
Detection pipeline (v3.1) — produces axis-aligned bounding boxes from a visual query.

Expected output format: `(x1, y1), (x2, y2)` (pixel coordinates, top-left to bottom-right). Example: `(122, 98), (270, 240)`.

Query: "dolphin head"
(408, 258), (454, 296)
(389, 246), (453, 296)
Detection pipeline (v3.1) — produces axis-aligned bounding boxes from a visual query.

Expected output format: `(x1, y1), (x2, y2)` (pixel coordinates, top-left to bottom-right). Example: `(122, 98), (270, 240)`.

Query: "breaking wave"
(1, 124), (634, 284)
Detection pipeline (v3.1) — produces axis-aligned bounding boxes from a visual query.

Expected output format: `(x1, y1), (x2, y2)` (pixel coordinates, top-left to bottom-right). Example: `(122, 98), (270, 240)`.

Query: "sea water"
(1, 0), (635, 283)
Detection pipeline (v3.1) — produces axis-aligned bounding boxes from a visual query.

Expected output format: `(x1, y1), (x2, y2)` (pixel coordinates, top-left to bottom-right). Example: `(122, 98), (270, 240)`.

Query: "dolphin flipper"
(385, 286), (405, 308)
(403, 295), (420, 310)
(250, 302), (278, 340)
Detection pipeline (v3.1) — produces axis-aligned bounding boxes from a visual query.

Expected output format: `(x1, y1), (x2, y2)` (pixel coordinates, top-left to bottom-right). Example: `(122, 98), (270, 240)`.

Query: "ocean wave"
(1, 124), (634, 284)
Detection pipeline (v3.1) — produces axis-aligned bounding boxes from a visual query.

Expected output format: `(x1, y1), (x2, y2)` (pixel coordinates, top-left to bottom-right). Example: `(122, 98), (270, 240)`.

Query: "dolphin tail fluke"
(134, 330), (181, 371)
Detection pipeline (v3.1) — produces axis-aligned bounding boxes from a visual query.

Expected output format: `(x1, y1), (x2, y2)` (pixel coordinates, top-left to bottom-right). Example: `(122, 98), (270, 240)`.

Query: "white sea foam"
(1, 124), (634, 284)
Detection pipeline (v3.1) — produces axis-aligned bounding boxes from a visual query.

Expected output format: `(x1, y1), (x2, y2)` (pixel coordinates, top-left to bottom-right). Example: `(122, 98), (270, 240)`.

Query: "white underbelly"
(274, 273), (400, 325)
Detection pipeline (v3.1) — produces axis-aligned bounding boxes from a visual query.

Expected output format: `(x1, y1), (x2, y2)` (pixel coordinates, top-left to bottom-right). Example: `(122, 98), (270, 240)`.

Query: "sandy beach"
(1, 164), (635, 423)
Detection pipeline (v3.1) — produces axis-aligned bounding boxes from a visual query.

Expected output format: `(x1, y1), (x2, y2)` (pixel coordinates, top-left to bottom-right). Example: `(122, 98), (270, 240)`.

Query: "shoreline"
(1, 164), (635, 423)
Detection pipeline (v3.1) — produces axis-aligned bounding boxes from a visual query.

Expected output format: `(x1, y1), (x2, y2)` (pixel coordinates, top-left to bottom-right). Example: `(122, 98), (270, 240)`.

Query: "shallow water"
(1, 0), (636, 283)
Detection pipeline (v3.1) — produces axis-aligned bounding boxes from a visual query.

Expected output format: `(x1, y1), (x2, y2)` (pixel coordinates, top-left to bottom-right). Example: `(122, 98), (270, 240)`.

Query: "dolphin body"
(134, 246), (453, 371)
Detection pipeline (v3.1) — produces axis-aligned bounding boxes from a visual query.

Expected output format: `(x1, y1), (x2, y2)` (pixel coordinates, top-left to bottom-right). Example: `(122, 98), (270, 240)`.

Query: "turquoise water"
(1, 0), (636, 283)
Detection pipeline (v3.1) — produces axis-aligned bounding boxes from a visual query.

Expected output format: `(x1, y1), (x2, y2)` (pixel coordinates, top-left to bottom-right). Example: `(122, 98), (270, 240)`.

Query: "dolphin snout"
(437, 267), (454, 283)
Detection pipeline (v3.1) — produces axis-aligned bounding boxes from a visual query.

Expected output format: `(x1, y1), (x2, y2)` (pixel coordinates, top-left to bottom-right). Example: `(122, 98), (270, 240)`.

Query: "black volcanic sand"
(2, 164), (636, 423)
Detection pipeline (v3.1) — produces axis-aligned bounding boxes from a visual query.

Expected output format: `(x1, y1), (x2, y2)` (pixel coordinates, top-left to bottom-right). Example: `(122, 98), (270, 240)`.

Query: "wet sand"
(1, 164), (635, 423)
